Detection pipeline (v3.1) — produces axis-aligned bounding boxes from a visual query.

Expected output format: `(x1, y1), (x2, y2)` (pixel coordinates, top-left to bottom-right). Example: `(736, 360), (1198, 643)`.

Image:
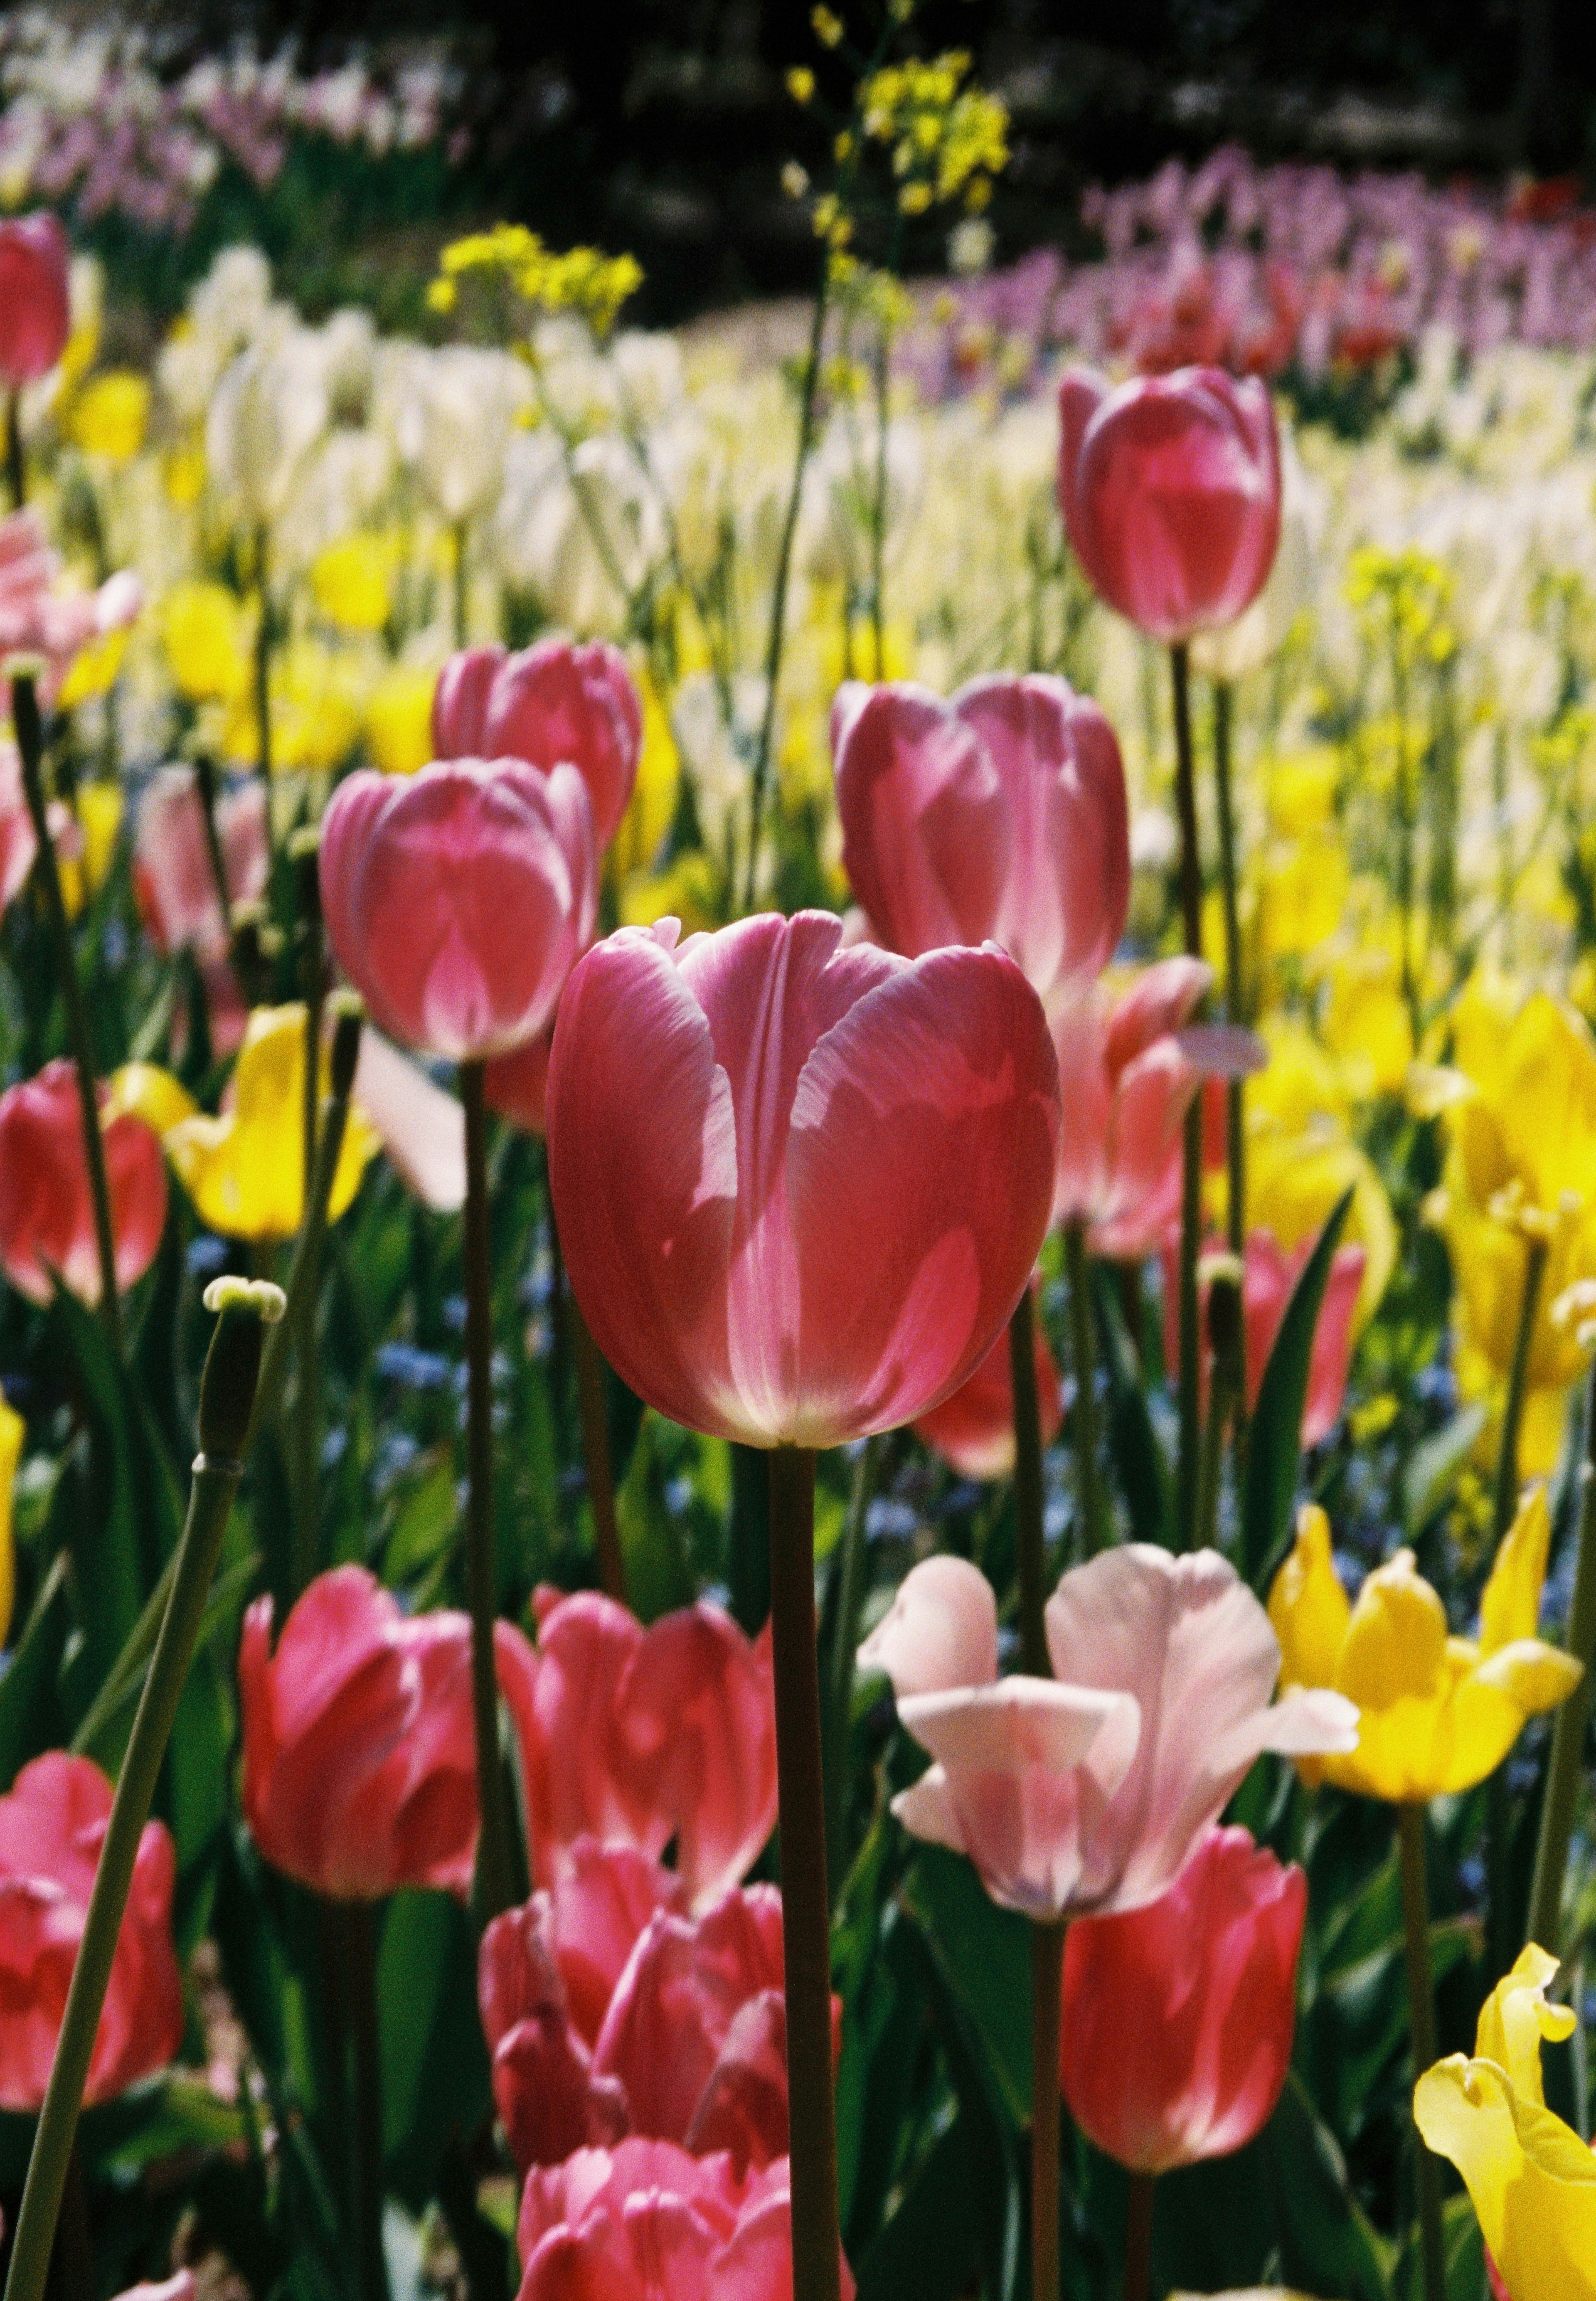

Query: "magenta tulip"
(1059, 1824), (1306, 2173)
(546, 911), (1060, 1448)
(0, 215), (70, 390)
(433, 637), (643, 848)
(1057, 365), (1281, 643)
(318, 758), (595, 1063)
(0, 1059), (166, 1307)
(832, 674), (1129, 997)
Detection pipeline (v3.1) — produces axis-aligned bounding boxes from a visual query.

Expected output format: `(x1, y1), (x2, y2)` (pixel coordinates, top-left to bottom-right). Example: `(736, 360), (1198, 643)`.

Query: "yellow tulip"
(104, 1062), (198, 1138)
(611, 672), (681, 880)
(56, 626), (129, 711)
(163, 581), (251, 704)
(1320, 948), (1411, 1100)
(1269, 1497), (1581, 1801)
(310, 535), (395, 635)
(1414, 1946), (1596, 2299)
(165, 1006), (377, 1242)
(0, 1390), (22, 1647)
(68, 370), (151, 464)
(55, 783), (123, 916)
(268, 642), (368, 776)
(365, 663), (438, 777)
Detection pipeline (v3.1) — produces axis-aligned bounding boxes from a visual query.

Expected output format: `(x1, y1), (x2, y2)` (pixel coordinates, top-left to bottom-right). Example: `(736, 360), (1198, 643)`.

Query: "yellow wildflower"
(56, 626), (129, 712)
(67, 371), (150, 464)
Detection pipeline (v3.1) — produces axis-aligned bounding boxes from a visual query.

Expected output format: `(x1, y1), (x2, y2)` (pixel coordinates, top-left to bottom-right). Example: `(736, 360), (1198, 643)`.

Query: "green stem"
(2, 1281), (279, 2301)
(292, 849), (325, 1591)
(254, 523), (273, 797)
(12, 676), (122, 1354)
(339, 1899), (390, 2301)
(1212, 679), (1247, 1264)
(192, 754), (233, 940)
(1397, 1804), (1447, 2301)
(7, 389), (25, 510)
(1009, 1287), (1050, 1675)
(44, 2145), (92, 2301)
(766, 1445), (842, 2301)
(823, 1432), (882, 1893)
(460, 1061), (515, 1924)
(1170, 644), (1204, 1552)
(1491, 1233), (1548, 1550)
(869, 323), (890, 676)
(1195, 1362), (1232, 1558)
(1122, 2171), (1155, 2301)
(570, 1292), (625, 1602)
(1527, 1355), (1596, 1953)
(283, 1003), (362, 1595)
(1064, 1226), (1103, 1557)
(453, 518), (469, 649)
(1032, 1918), (1064, 2301)
(744, 264), (830, 912)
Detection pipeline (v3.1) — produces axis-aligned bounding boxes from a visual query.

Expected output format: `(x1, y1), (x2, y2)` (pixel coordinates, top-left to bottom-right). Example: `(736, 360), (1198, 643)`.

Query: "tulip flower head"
(1415, 1945), (1596, 2299)
(0, 1752), (183, 2109)
(0, 1059), (167, 1306)
(862, 1547), (1355, 1920)
(318, 756), (596, 1064)
(1057, 363), (1282, 643)
(0, 214), (70, 389)
(1060, 1824), (1306, 2174)
(433, 637), (643, 849)
(1051, 956), (1210, 1255)
(1268, 1495), (1581, 1801)
(547, 910), (1060, 1449)
(831, 672), (1129, 998)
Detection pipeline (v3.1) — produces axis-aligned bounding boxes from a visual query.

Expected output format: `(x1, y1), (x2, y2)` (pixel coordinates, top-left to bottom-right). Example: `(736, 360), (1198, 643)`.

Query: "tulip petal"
(857, 1555), (1000, 1698)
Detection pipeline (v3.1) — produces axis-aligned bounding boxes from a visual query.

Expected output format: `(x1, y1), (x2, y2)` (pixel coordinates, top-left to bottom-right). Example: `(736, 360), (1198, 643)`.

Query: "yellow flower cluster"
(429, 224), (643, 339)
(859, 52), (1008, 215)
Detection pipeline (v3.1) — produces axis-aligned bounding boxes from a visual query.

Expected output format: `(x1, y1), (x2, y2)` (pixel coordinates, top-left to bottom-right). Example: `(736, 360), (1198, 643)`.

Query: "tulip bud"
(0, 216), (71, 392)
(198, 1275), (284, 1466)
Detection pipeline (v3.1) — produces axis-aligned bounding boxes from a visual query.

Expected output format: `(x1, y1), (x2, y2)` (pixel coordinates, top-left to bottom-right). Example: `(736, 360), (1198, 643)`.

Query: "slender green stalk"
(452, 518), (469, 648)
(1211, 679), (1247, 1264)
(1170, 643), (1204, 1550)
(570, 1293), (625, 1602)
(1122, 2171), (1155, 2301)
(766, 1445), (842, 2301)
(12, 676), (122, 1353)
(822, 1432), (882, 1892)
(1397, 1804), (1447, 2301)
(1527, 1356), (1596, 1952)
(291, 840), (326, 1594)
(283, 1002), (362, 1595)
(1195, 1370), (1230, 1559)
(460, 1061), (516, 1923)
(1064, 1226), (1104, 1557)
(1009, 1287), (1050, 1675)
(1031, 1918), (1064, 2301)
(47, 2146), (92, 2301)
(339, 1899), (390, 2301)
(869, 322), (890, 675)
(7, 390), (25, 509)
(744, 266), (830, 912)
(2, 1280), (282, 2301)
(1491, 1233), (1548, 1551)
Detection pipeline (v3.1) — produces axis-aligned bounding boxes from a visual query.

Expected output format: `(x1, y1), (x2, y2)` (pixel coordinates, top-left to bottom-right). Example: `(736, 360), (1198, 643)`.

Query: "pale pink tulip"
(1163, 1227), (1366, 1448)
(546, 911), (1060, 1449)
(350, 1028), (467, 1213)
(433, 638), (642, 848)
(832, 673), (1128, 998)
(0, 742), (38, 911)
(869, 1547), (1355, 1920)
(133, 764), (269, 971)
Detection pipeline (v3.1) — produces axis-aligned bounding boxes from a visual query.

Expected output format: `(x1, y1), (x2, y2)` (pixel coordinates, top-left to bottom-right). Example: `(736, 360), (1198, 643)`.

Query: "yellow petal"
(1476, 1946), (1576, 2106)
(1415, 2056), (1596, 2298)
(1336, 1549), (1448, 1710)
(1268, 1504), (1350, 1690)
(1481, 1486), (1552, 1654)
(104, 1062), (198, 1138)
(0, 1391), (22, 1647)
(365, 664), (439, 777)
(68, 370), (150, 463)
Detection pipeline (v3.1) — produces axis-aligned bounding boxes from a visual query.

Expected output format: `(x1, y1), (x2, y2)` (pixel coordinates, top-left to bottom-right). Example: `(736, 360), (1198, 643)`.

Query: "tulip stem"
(5, 389), (23, 510)
(1010, 1287), (1051, 1675)
(1031, 1918), (1065, 2301)
(2, 1283), (276, 2301)
(12, 674), (123, 1354)
(1491, 1232), (1547, 1552)
(452, 517), (469, 648)
(1064, 1227), (1105, 1557)
(1527, 1357), (1596, 1954)
(459, 1061), (516, 1925)
(1211, 679), (1246, 1264)
(570, 1291), (626, 1602)
(1396, 1803), (1447, 2301)
(338, 1899), (390, 2301)
(1122, 2170), (1155, 2301)
(823, 1431), (882, 1893)
(292, 851), (326, 1594)
(766, 1444), (842, 2301)
(1170, 643), (1203, 1552)
(284, 1005), (362, 1594)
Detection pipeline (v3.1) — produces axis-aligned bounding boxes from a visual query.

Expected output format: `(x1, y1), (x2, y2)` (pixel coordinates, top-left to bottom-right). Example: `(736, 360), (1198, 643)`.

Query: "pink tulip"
(0, 1059), (167, 1306)
(528, 1838), (688, 2050)
(865, 1547), (1355, 1919)
(0, 510), (141, 697)
(0, 215), (70, 389)
(1161, 1227), (1366, 1448)
(132, 764), (269, 971)
(515, 2141), (855, 2301)
(350, 1028), (467, 1214)
(433, 638), (643, 849)
(484, 1029), (553, 1136)
(831, 674), (1129, 996)
(1059, 1824), (1306, 2173)
(546, 911), (1060, 1448)
(1057, 365), (1281, 642)
(239, 1566), (479, 1900)
(0, 1752), (182, 2109)
(318, 759), (595, 1064)
(914, 1282), (1062, 1479)
(1051, 958), (1208, 1256)
(495, 1588), (778, 1911)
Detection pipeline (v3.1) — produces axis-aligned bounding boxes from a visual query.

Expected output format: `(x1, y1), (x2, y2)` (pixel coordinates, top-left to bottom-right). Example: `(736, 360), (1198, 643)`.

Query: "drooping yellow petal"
(1477, 1947), (1576, 2108)
(1416, 2054), (1596, 2298)
(0, 1392), (22, 1647)
(1480, 1486), (1552, 1655)
(1268, 1505), (1351, 1690)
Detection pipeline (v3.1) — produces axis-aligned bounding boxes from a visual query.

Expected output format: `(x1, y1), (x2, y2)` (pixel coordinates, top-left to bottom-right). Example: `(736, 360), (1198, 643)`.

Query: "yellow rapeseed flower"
(1269, 1496), (1580, 1801)
(1415, 1946), (1595, 2298)
(0, 1389), (22, 1646)
(163, 581), (251, 704)
(365, 663), (439, 777)
(165, 1005), (377, 1242)
(68, 371), (151, 464)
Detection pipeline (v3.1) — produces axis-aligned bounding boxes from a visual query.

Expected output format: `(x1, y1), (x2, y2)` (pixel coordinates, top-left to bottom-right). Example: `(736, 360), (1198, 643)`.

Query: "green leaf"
(1242, 1186), (1356, 1592)
(616, 1411), (695, 1624)
(1403, 1404), (1487, 1540)
(1095, 1268), (1170, 1547)
(0, 1550), (71, 1790)
(899, 1847), (1032, 2125)
(379, 1887), (490, 2208)
(855, 2116), (982, 2301)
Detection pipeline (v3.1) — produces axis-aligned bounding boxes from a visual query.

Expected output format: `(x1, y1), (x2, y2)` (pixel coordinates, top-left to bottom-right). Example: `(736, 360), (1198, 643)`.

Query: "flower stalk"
(570, 1295), (626, 1602)
(1527, 1353), (1596, 1953)
(1396, 1803), (1447, 2301)
(1123, 2171), (1155, 2301)
(822, 1431), (883, 1893)
(1211, 678), (1247, 1262)
(1064, 1224), (1104, 1557)
(1170, 641), (1204, 1549)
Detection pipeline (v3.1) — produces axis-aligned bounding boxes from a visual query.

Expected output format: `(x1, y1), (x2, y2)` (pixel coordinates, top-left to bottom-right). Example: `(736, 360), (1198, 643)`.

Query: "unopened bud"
(197, 1277), (285, 1465)
(328, 992), (364, 1101)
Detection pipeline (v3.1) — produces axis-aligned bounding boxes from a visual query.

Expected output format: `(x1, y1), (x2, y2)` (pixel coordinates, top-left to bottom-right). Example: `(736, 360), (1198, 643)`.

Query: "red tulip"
(0, 215), (71, 390)
(0, 1752), (182, 2109)
(239, 1566), (479, 1900)
(914, 1281), (1062, 1479)
(522, 1838), (687, 2050)
(1059, 1824), (1306, 2173)
(133, 764), (269, 972)
(318, 759), (595, 1064)
(1161, 1227), (1366, 1448)
(1057, 365), (1281, 643)
(0, 1059), (167, 1306)
(495, 1588), (778, 1911)
(831, 674), (1128, 997)
(1050, 958), (1208, 1256)
(515, 2140), (855, 2301)
(485, 1028), (553, 1136)
(546, 911), (1060, 1448)
(433, 638), (643, 849)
